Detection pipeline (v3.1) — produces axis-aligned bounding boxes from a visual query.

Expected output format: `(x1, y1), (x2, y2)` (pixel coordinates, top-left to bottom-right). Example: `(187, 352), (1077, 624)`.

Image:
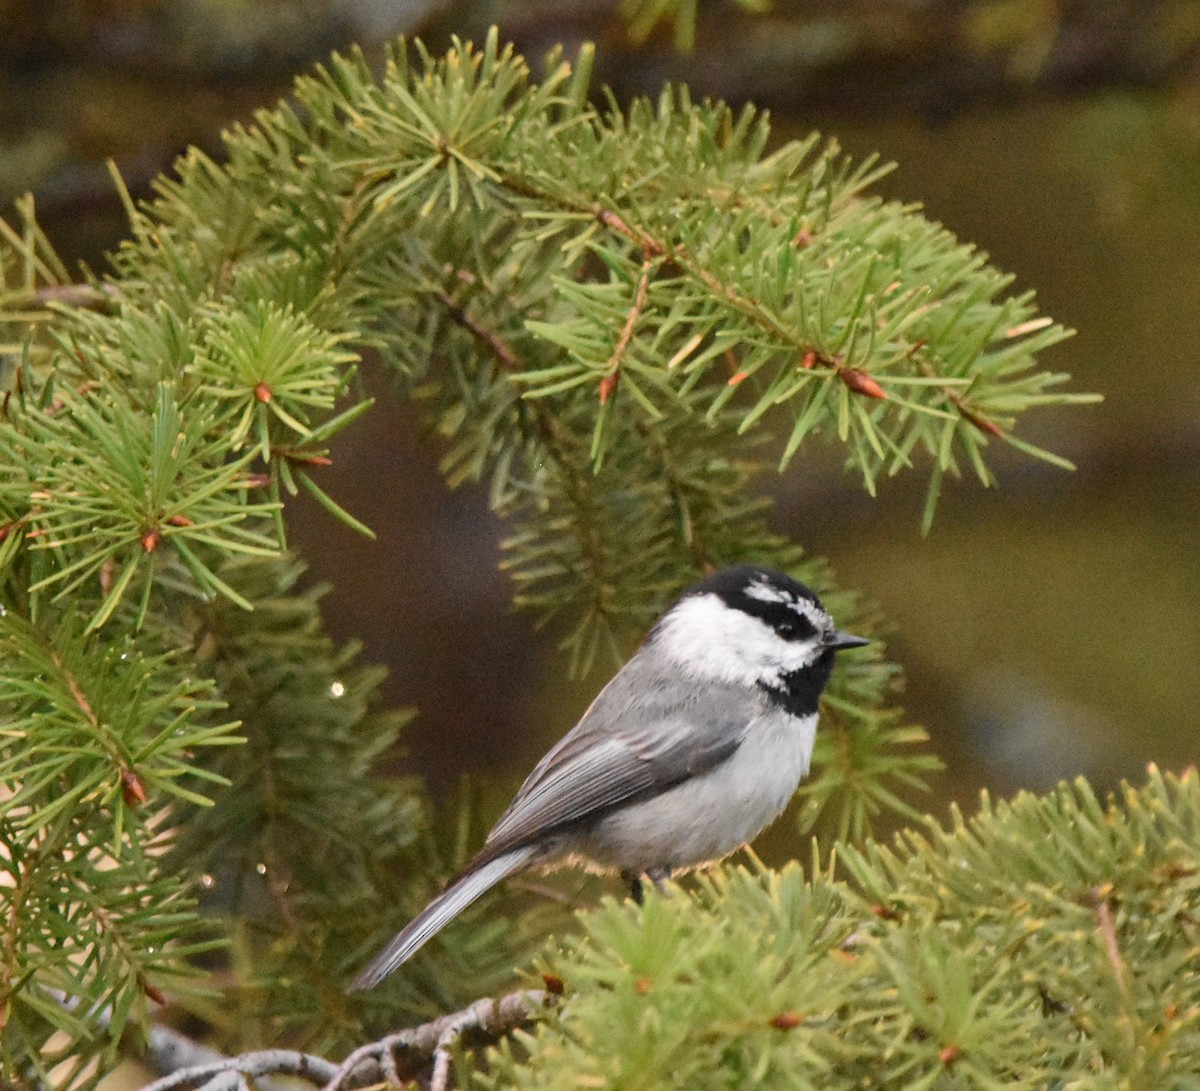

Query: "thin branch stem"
(140, 1049), (337, 1091)
(134, 988), (552, 1091)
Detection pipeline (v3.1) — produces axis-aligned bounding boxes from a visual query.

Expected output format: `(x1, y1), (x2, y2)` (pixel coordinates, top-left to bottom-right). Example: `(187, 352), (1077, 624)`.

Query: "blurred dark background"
(4, 0), (1197, 822)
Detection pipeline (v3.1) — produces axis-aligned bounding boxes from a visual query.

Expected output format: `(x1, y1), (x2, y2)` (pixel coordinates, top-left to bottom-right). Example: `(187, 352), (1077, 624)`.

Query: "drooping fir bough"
(0, 27), (1146, 1091)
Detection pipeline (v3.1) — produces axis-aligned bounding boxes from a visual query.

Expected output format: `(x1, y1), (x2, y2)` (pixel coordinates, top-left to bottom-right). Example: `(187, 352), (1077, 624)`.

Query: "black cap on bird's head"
(681, 565), (869, 652)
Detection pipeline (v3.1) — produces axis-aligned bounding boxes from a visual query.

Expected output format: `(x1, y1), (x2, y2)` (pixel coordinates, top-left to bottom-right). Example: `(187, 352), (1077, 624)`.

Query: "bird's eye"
(776, 618), (801, 639)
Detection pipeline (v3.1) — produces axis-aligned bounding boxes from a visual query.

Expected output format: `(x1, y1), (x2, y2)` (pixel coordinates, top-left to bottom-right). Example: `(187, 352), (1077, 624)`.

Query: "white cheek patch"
(655, 593), (823, 686)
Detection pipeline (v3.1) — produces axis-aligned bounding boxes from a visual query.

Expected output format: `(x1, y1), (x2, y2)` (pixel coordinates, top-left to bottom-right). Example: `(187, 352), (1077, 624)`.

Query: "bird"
(349, 564), (868, 991)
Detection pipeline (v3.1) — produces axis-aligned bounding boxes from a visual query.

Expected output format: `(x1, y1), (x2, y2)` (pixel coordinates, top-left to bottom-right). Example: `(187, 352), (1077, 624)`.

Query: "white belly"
(573, 711), (817, 873)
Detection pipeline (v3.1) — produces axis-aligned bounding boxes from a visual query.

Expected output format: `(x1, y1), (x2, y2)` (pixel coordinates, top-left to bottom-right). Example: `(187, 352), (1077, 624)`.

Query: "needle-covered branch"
(134, 769), (1200, 1091)
(484, 768), (1200, 1089)
(1, 30), (1092, 652)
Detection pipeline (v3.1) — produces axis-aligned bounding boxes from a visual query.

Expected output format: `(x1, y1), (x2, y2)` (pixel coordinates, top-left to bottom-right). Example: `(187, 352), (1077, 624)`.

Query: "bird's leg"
(647, 867), (671, 896)
(622, 871), (644, 905)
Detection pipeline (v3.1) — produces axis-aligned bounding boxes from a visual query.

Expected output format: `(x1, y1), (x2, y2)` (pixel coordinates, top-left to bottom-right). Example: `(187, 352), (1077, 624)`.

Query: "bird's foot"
(624, 868), (672, 905)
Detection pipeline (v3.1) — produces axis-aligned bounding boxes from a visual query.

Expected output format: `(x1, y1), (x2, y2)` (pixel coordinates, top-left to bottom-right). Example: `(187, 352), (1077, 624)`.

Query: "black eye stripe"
(735, 597), (818, 640)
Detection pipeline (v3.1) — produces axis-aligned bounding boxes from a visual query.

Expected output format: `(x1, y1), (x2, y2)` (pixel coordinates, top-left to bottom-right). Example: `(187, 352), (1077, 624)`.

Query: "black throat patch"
(759, 649), (835, 719)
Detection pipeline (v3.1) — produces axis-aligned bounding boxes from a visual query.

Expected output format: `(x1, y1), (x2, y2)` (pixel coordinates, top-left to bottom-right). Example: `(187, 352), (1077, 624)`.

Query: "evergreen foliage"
(488, 768), (1200, 1089)
(0, 29), (1103, 1087)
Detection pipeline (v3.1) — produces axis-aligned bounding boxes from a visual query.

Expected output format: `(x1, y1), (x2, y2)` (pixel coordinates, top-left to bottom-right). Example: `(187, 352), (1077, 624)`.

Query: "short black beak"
(825, 630), (870, 651)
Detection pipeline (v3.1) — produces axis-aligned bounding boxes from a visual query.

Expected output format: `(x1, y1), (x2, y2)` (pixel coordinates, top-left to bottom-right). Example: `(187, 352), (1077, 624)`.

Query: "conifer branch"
(134, 989), (551, 1091)
(325, 988), (551, 1091)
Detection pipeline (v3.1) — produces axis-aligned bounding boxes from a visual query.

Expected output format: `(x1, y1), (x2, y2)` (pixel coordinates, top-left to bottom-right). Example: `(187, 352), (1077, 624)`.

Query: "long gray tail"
(348, 845), (538, 992)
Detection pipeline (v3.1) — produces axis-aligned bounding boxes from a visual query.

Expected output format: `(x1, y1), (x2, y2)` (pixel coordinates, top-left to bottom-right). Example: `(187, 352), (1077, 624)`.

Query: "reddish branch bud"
(597, 208), (632, 235)
(800, 350), (818, 370)
(0, 524), (10, 543)
(939, 1045), (962, 1065)
(140, 528), (161, 553)
(541, 973), (565, 996)
(839, 368), (888, 400)
(870, 903), (901, 921)
(244, 473), (272, 488)
(959, 406), (1004, 437)
(254, 382), (272, 403)
(121, 767), (148, 807)
(599, 372), (620, 404)
(279, 449), (334, 467)
(770, 1012), (803, 1030)
(167, 514), (193, 527)
(792, 228), (813, 248)
(139, 976), (167, 1006)
(634, 977), (652, 994)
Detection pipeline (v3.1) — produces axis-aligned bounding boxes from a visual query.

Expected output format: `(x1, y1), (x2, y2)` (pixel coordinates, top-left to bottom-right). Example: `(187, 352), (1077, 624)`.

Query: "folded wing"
(484, 685), (753, 856)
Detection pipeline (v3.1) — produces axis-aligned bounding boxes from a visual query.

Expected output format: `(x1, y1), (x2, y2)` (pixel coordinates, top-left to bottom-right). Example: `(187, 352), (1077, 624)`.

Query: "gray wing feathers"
(483, 669), (754, 854)
(484, 735), (661, 850)
(348, 844), (538, 991)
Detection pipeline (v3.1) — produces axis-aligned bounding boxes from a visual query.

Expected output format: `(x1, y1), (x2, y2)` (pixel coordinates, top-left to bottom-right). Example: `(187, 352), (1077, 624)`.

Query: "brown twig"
(1094, 885), (1129, 999)
(596, 208), (663, 257)
(600, 258), (654, 404)
(435, 287), (519, 373)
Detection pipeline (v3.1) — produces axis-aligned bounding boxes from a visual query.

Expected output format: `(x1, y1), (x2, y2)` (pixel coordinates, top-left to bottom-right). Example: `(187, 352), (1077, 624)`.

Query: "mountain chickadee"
(350, 564), (868, 991)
